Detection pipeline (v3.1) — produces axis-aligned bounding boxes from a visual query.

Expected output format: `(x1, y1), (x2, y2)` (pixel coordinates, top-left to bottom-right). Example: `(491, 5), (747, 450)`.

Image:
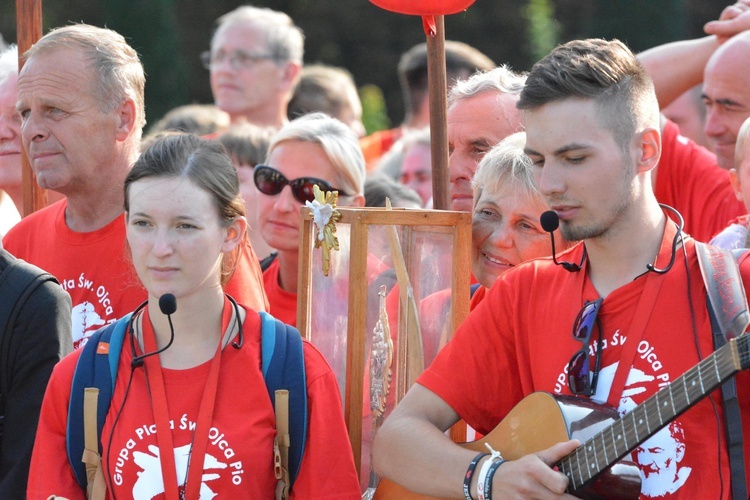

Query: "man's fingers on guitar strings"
(491, 458), (567, 498)
(535, 440), (581, 467)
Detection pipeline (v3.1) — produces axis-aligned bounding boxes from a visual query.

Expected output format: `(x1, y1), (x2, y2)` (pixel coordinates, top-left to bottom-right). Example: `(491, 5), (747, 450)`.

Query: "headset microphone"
(131, 293), (177, 368)
(158, 293), (177, 315)
(539, 210), (560, 233)
(540, 210), (585, 273)
(227, 295), (245, 349)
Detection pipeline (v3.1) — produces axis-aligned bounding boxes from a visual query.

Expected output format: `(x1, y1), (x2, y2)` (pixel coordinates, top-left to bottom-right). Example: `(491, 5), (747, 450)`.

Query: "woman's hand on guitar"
(488, 440), (580, 499)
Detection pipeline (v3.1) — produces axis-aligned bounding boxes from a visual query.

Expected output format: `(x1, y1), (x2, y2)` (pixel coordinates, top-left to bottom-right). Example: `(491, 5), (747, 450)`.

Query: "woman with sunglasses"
(28, 134), (360, 498)
(255, 113), (366, 327)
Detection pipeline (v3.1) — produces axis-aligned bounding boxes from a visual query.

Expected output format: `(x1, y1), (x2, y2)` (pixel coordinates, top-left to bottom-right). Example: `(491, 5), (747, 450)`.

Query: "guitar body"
(374, 392), (641, 499)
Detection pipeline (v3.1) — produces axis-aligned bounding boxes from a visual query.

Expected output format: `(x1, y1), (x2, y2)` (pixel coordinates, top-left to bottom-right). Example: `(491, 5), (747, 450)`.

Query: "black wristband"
(463, 452), (489, 500)
(483, 458), (506, 499)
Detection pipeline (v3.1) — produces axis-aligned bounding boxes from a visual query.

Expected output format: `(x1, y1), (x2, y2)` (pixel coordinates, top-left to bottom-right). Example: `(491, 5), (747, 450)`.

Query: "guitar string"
(561, 337), (748, 488)
(566, 353), (736, 486)
(565, 353), (743, 488)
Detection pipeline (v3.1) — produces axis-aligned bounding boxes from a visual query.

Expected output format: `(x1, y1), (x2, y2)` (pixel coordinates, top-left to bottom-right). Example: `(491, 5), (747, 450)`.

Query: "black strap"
(259, 252), (278, 272)
(696, 242), (748, 499)
(0, 250), (59, 438)
(0, 256), (20, 428)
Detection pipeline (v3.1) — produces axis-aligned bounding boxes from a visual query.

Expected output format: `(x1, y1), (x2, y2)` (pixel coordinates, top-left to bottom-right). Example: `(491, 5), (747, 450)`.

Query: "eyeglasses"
(200, 50), (276, 71)
(253, 165), (350, 204)
(567, 298), (603, 397)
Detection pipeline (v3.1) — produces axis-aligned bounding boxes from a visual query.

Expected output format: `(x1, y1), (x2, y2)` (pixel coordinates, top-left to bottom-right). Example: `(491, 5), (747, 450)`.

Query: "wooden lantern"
(296, 205), (471, 488)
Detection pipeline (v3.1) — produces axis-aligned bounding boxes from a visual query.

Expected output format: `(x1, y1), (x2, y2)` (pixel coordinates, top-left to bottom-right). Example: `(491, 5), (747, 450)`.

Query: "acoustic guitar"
(374, 332), (750, 499)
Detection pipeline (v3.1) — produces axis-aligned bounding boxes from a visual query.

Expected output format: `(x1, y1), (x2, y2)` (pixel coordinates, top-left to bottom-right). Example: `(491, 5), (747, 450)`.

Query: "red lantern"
(369, 0), (475, 16)
(369, 0), (477, 209)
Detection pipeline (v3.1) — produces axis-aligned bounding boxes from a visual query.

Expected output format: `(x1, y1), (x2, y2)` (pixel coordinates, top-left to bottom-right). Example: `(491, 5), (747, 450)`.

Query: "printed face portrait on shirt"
(616, 374), (692, 498)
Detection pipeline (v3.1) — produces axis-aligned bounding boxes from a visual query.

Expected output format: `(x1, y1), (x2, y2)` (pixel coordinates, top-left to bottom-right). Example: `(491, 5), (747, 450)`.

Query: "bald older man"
(702, 31), (750, 170)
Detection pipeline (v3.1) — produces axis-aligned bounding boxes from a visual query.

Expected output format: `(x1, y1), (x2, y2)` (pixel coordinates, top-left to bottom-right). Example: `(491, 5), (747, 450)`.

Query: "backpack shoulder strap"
(695, 241), (749, 499)
(0, 252), (58, 427)
(733, 247), (750, 263)
(259, 311), (308, 495)
(260, 252), (278, 272)
(66, 315), (131, 491)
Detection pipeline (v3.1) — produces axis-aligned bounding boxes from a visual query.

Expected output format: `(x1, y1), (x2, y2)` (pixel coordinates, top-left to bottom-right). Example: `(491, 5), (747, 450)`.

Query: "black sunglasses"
(253, 165), (350, 204)
(567, 298), (604, 397)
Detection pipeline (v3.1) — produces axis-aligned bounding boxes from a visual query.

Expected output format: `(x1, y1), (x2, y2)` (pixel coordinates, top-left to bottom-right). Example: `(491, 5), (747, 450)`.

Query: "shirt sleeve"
(417, 275), (527, 435)
(655, 120), (745, 242)
(291, 342), (360, 499)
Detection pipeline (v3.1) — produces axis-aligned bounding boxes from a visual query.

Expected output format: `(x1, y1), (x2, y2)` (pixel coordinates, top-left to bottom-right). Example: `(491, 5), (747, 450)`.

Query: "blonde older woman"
(470, 132), (571, 305)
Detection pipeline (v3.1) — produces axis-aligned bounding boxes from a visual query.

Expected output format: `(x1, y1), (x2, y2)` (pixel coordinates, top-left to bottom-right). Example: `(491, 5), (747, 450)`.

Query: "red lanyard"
(140, 298), (233, 500)
(579, 221), (677, 407)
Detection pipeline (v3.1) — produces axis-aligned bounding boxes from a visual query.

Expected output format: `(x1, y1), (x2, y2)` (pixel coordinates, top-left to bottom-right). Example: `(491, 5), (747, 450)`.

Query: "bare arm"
(372, 384), (579, 498)
(639, 1), (750, 109)
(638, 37), (719, 109)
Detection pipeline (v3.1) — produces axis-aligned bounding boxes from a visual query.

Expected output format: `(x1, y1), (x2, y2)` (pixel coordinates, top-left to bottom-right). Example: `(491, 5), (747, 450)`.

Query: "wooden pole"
(425, 15), (449, 211)
(15, 0), (46, 216)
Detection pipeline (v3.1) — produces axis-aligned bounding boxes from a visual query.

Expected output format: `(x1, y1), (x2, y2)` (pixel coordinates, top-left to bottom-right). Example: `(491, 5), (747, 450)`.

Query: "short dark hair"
(518, 39), (659, 151)
(218, 123), (274, 167)
(147, 104), (229, 137)
(287, 64), (357, 121)
(364, 173), (422, 208)
(399, 40), (494, 122)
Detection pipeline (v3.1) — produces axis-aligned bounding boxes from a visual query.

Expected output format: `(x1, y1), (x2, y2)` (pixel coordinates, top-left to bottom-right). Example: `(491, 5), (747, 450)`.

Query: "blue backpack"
(66, 310), (308, 497)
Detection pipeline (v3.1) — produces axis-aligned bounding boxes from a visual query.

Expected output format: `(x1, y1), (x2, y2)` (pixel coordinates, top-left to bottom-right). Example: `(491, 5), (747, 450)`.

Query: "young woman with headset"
(28, 134), (360, 499)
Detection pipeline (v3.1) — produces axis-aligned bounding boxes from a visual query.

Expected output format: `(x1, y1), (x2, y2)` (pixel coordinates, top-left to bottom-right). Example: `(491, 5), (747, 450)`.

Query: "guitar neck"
(560, 334), (750, 491)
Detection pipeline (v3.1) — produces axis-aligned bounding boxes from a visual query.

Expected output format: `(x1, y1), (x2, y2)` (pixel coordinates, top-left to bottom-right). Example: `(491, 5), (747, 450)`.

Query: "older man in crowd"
(4, 25), (268, 348)
(204, 5), (304, 130)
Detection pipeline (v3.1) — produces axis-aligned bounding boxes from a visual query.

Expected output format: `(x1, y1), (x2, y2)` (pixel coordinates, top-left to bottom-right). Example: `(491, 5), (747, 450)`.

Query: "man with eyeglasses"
(373, 37), (750, 499)
(203, 5), (303, 130)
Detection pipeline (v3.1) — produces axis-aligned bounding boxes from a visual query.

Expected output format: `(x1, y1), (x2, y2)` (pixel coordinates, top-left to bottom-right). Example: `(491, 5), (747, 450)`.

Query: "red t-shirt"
(27, 306), (359, 499)
(359, 128), (402, 171)
(3, 200), (269, 348)
(469, 285), (486, 310)
(262, 253), (393, 330)
(262, 258), (298, 327)
(419, 220), (750, 499)
(655, 120), (746, 242)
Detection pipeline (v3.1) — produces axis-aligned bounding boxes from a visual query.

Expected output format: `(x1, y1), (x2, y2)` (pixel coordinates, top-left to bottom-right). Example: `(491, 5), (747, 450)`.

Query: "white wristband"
(476, 444), (503, 500)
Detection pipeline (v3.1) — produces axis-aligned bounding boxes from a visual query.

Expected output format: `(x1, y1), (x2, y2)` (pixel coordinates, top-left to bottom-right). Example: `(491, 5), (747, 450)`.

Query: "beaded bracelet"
(482, 456), (507, 499)
(463, 452), (489, 500)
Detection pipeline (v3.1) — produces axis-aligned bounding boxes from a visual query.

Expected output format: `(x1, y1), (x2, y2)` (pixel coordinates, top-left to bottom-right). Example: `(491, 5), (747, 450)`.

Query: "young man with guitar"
(373, 38), (750, 499)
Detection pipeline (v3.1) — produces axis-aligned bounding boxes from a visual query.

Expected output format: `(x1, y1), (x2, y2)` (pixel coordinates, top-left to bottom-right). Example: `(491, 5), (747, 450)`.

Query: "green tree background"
(1, 0), (729, 133)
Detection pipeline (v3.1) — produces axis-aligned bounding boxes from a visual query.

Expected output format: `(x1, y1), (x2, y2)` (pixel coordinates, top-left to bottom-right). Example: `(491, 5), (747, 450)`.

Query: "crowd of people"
(2, 1), (750, 498)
